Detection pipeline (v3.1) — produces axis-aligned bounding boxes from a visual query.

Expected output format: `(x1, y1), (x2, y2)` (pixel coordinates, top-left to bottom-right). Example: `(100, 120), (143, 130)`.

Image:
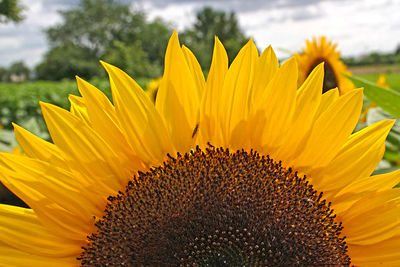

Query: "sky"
(0, 0), (399, 68)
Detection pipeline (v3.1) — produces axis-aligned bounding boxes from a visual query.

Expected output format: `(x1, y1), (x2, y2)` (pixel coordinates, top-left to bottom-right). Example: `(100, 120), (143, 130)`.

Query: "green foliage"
(5, 61), (30, 81)
(0, 67), (7, 82)
(356, 72), (400, 91)
(343, 50), (400, 66)
(0, 79), (109, 134)
(36, 43), (103, 80)
(0, 61), (30, 82)
(38, 0), (172, 80)
(46, 0), (144, 57)
(103, 40), (161, 78)
(180, 7), (249, 69)
(0, 0), (24, 23)
(355, 72), (400, 173)
(348, 75), (400, 118)
(0, 77), (151, 135)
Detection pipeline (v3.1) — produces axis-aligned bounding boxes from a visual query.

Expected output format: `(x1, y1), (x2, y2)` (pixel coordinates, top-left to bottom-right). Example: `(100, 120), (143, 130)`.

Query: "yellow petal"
(68, 94), (89, 124)
(13, 123), (67, 169)
(312, 119), (395, 192)
(101, 61), (174, 165)
(348, 235), (400, 266)
(0, 245), (77, 267)
(182, 45), (205, 97)
(273, 63), (324, 163)
(0, 204), (82, 258)
(0, 154), (102, 240)
(155, 31), (200, 152)
(251, 45), (279, 102)
(331, 169), (400, 216)
(292, 88), (363, 169)
(0, 153), (102, 221)
(40, 102), (126, 190)
(1, 175), (90, 241)
(314, 88), (339, 118)
(218, 39), (258, 145)
(256, 57), (298, 151)
(76, 77), (145, 178)
(340, 190), (400, 246)
(199, 36), (228, 147)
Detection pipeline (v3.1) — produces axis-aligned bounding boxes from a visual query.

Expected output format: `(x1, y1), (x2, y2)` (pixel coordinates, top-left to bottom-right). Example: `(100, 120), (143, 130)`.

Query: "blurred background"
(0, 0), (400, 205)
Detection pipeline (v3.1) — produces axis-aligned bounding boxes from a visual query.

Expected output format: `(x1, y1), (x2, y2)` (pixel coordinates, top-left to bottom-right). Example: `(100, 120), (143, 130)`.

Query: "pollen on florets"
(79, 146), (350, 266)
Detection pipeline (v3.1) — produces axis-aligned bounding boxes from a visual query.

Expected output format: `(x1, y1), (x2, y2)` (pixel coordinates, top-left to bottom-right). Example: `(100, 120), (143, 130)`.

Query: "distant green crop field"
(0, 77), (149, 133)
(358, 72), (400, 89)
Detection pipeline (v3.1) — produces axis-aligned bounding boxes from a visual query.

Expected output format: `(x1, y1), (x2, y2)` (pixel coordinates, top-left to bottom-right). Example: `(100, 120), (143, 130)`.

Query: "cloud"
(0, 0), (65, 67)
(0, 0), (399, 68)
(141, 0), (328, 11)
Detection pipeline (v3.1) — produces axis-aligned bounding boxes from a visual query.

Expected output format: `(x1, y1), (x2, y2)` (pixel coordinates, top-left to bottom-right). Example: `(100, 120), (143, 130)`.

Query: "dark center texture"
(309, 59), (338, 93)
(79, 147), (350, 266)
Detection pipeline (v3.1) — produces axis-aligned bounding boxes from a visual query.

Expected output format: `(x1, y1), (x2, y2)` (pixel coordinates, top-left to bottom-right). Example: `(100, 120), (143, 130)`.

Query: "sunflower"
(1, 31), (399, 266)
(295, 36), (354, 95)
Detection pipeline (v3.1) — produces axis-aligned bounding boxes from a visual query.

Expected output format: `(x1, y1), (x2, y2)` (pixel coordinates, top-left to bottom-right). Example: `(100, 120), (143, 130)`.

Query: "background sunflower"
(295, 36), (355, 94)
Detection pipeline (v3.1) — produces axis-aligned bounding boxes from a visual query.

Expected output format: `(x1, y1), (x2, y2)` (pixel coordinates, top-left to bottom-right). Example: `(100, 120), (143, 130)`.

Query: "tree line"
(343, 47), (400, 66)
(1, 0), (249, 82)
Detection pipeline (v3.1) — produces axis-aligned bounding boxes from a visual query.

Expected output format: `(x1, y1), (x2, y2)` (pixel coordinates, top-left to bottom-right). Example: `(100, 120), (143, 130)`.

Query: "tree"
(0, 67), (7, 82)
(0, 0), (24, 23)
(46, 0), (146, 58)
(181, 7), (250, 69)
(35, 42), (102, 80)
(103, 40), (162, 78)
(7, 61), (30, 81)
(395, 44), (400, 55)
(38, 0), (172, 80)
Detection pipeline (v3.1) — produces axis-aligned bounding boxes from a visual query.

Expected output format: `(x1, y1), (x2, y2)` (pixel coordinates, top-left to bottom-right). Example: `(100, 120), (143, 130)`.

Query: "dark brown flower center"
(79, 147), (350, 266)
(309, 59), (338, 93)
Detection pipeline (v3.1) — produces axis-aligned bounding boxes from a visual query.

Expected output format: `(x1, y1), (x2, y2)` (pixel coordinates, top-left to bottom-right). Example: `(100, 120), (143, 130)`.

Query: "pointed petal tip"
(214, 36), (223, 47)
(170, 30), (179, 41)
(39, 101), (54, 111)
(316, 61), (325, 68)
(99, 60), (115, 72)
(11, 122), (18, 130)
(384, 119), (396, 129)
(99, 60), (108, 68)
(354, 87), (364, 94)
(282, 56), (298, 71)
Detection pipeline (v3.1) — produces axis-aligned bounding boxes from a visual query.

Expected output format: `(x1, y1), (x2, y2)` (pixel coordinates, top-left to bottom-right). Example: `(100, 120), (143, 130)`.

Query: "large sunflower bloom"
(295, 36), (354, 94)
(1, 32), (400, 266)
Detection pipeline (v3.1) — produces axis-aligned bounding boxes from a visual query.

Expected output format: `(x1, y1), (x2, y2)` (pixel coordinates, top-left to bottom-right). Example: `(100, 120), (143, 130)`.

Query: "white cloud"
(0, 0), (64, 67)
(143, 1), (199, 30)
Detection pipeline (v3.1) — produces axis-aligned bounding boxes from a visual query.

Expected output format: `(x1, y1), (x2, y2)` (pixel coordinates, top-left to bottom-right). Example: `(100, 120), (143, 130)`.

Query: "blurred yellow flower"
(295, 36), (354, 94)
(145, 77), (162, 102)
(376, 73), (390, 88)
(0, 32), (399, 266)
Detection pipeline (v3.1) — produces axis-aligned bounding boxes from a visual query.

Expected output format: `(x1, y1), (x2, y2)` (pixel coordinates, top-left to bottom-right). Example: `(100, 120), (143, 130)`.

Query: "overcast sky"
(0, 0), (399, 68)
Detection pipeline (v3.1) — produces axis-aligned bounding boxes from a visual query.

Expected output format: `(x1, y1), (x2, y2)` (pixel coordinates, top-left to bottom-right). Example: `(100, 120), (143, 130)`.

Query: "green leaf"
(373, 166), (400, 176)
(348, 75), (400, 118)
